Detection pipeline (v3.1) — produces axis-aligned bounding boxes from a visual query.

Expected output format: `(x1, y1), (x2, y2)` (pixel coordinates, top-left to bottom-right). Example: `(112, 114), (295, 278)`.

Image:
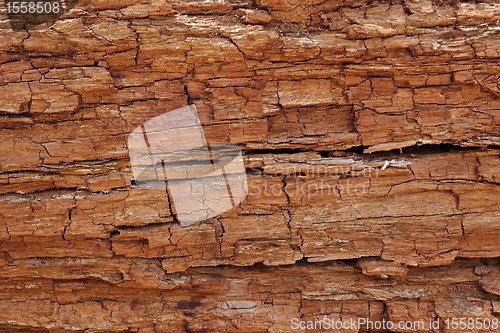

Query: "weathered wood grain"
(0, 0), (498, 332)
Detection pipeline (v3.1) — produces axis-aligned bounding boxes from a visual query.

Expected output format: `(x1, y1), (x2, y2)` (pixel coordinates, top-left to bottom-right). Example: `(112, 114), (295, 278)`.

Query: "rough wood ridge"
(0, 0), (499, 332)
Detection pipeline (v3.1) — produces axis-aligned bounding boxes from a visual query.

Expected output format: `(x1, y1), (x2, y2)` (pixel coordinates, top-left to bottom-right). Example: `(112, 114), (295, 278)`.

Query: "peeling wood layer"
(0, 0), (499, 332)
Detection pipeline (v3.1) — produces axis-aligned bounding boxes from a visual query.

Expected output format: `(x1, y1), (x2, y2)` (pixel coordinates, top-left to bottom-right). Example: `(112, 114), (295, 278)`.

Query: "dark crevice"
(318, 150), (332, 158)
(112, 221), (174, 231)
(401, 143), (496, 154)
(242, 143), (497, 158)
(243, 148), (314, 155)
(344, 145), (369, 154)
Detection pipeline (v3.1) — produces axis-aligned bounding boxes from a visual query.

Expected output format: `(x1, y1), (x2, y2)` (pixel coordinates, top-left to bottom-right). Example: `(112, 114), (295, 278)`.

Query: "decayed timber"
(0, 0), (499, 332)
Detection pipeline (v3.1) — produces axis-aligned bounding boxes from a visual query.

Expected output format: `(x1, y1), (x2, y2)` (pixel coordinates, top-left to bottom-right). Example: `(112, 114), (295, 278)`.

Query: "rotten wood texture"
(0, 0), (499, 332)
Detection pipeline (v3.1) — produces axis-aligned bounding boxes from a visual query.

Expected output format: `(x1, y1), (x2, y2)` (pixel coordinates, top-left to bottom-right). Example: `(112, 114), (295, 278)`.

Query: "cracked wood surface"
(0, 0), (499, 332)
